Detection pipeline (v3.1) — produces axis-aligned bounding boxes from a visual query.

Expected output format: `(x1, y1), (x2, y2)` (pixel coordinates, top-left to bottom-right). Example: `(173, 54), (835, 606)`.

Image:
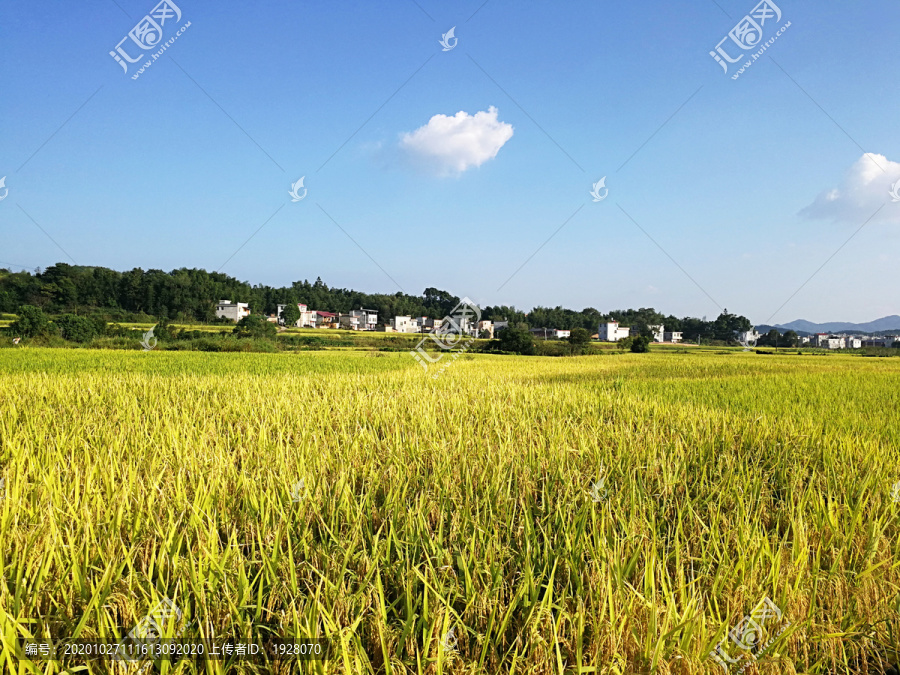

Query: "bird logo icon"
(737, 331), (757, 351)
(440, 627), (458, 651)
(590, 477), (609, 502)
(590, 177), (608, 202)
(289, 177), (307, 202)
(439, 27), (458, 51)
(291, 479), (305, 502)
(140, 326), (157, 351)
(889, 179), (900, 203)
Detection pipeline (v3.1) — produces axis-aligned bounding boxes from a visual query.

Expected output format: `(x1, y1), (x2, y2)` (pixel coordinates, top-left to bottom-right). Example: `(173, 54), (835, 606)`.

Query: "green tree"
(757, 329), (781, 347)
(631, 319), (654, 339)
(681, 317), (712, 344)
(154, 316), (174, 340)
(55, 314), (102, 343)
(10, 305), (50, 337)
(233, 315), (277, 339)
(630, 335), (652, 353)
(497, 327), (535, 355)
(712, 310), (752, 342)
(281, 303), (301, 327)
(568, 327), (591, 354)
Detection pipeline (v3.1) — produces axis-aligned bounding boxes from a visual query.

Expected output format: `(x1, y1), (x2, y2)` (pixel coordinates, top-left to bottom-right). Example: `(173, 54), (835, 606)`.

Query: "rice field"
(1, 348), (899, 674)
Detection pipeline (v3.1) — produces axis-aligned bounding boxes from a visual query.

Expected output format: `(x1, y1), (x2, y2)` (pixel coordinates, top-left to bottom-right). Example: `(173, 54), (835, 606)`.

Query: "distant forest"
(0, 263), (751, 341)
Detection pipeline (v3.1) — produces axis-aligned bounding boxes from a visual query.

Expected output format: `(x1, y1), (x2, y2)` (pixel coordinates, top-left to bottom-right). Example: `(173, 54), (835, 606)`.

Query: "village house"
(817, 336), (846, 349)
(599, 321), (630, 342)
(215, 300), (250, 323)
(530, 328), (571, 339)
(647, 325), (665, 342)
(349, 308), (378, 331)
(276, 303), (316, 328)
(862, 337), (898, 348)
(388, 315), (419, 333)
(736, 330), (761, 345)
(477, 320), (494, 339)
(428, 314), (477, 336)
(414, 317), (442, 332)
(315, 311), (338, 328)
(339, 314), (360, 330)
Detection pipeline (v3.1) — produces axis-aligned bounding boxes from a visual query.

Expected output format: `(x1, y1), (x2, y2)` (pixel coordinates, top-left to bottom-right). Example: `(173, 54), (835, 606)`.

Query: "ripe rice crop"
(1, 348), (899, 674)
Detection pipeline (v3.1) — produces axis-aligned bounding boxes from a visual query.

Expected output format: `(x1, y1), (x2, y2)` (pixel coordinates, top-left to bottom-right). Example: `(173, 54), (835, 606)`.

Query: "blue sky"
(2, 0), (899, 324)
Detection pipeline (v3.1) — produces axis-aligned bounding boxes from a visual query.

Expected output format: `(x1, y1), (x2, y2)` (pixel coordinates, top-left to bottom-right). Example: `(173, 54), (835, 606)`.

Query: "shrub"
(55, 314), (105, 343)
(630, 336), (652, 353)
(568, 328), (592, 355)
(233, 315), (277, 339)
(10, 305), (50, 338)
(497, 327), (535, 355)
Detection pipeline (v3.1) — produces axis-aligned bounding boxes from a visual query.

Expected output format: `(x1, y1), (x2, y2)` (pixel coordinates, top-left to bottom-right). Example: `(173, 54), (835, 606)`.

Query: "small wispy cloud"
(399, 106), (513, 176)
(800, 153), (900, 224)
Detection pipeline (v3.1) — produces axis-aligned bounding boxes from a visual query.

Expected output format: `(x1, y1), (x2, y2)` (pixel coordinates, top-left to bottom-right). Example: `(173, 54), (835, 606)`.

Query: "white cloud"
(800, 153), (900, 224)
(399, 106), (513, 176)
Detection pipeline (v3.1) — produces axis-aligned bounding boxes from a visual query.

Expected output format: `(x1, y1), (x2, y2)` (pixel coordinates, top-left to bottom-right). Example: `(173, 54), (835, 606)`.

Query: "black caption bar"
(18, 638), (332, 661)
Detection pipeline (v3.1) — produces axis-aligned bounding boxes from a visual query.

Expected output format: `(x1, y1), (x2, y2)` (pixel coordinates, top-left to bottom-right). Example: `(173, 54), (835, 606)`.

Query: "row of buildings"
(215, 302), (692, 343)
(737, 329), (898, 349)
(597, 321), (683, 343)
(803, 333), (898, 349)
(217, 302), (898, 349)
(219, 301), (497, 335)
(215, 301), (379, 331)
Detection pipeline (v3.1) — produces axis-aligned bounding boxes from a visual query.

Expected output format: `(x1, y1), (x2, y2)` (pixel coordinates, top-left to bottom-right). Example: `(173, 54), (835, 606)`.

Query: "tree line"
(0, 263), (751, 342)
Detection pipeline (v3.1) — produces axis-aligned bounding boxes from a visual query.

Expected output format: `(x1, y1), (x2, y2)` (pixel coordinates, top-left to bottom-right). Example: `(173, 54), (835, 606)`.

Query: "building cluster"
(244, 303), (498, 336)
(214, 302), (899, 349)
(270, 304), (379, 330)
(729, 329), (897, 350)
(597, 321), (683, 343)
(802, 333), (899, 349)
(216, 303), (691, 343)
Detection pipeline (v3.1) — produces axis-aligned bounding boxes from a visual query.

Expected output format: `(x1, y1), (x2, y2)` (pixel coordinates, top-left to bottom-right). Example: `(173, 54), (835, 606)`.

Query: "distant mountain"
(773, 316), (900, 334)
